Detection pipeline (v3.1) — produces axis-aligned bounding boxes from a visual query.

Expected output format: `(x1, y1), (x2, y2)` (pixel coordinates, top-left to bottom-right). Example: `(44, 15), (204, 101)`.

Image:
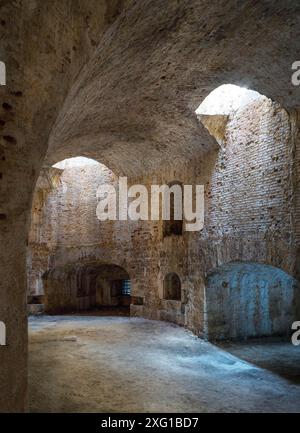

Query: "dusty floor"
(28, 316), (300, 413)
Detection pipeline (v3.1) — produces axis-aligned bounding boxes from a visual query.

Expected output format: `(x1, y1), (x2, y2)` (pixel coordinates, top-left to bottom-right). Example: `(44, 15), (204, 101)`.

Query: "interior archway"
(43, 263), (131, 315)
(205, 261), (300, 340)
(195, 84), (269, 146)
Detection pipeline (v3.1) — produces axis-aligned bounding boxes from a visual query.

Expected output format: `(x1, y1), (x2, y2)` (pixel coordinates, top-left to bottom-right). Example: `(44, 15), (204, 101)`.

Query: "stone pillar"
(0, 1), (29, 412)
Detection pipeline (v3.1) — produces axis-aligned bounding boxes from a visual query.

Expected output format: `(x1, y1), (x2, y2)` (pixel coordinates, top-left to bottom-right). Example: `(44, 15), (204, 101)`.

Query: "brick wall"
(206, 96), (292, 238)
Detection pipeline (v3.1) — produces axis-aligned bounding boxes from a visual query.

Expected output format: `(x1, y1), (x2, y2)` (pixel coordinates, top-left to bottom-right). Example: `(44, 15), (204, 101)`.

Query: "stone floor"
(28, 315), (300, 413)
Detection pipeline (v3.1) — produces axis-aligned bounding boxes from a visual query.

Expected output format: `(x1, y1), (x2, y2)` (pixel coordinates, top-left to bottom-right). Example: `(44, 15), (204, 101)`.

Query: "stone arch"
(194, 83), (295, 276)
(27, 157), (119, 307)
(204, 261), (300, 341)
(163, 180), (183, 237)
(52, 156), (101, 170)
(42, 262), (132, 314)
(163, 272), (182, 301)
(194, 84), (279, 147)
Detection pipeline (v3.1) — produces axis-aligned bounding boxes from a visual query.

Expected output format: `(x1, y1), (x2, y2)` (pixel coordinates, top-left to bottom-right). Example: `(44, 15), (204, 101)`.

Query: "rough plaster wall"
(205, 262), (299, 340)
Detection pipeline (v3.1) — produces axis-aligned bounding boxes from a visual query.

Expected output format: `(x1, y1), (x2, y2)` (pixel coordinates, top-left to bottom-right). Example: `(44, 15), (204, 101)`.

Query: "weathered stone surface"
(205, 262), (300, 340)
(1, 0), (300, 412)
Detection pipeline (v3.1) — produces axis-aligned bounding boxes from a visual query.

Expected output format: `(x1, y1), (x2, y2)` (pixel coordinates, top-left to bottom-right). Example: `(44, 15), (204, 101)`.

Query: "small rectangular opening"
(121, 279), (131, 296)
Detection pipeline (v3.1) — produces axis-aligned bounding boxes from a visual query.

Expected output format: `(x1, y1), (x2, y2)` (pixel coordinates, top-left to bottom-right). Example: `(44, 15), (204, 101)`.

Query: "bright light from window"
(195, 84), (261, 116)
(52, 156), (99, 170)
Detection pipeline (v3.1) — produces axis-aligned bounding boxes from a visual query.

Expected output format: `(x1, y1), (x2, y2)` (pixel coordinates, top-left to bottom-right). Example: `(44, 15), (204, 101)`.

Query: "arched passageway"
(205, 262), (300, 340)
(43, 263), (131, 315)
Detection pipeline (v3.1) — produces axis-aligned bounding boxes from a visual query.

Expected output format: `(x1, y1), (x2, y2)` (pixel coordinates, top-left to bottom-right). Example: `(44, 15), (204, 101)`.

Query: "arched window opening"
(163, 181), (183, 237)
(27, 156), (116, 315)
(195, 84), (261, 116)
(52, 156), (99, 169)
(163, 272), (181, 301)
(195, 84), (263, 146)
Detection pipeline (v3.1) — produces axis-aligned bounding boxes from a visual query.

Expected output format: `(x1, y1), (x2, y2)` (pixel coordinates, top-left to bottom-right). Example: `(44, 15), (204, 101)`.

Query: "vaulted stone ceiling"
(1, 0), (124, 214)
(2, 0), (300, 178)
(45, 0), (300, 175)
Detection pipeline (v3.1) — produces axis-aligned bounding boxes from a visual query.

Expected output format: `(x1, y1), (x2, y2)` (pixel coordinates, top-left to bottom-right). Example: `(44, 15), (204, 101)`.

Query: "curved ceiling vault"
(46, 0), (300, 176)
